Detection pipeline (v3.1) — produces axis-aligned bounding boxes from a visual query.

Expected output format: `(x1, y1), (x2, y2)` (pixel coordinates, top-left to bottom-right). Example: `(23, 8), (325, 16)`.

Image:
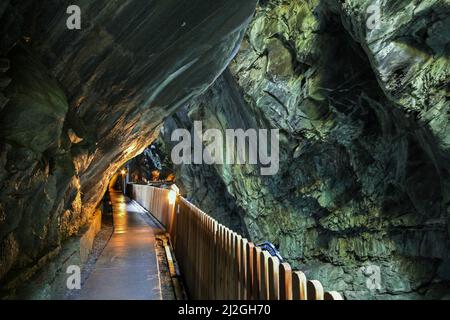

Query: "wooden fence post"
(279, 263), (293, 300)
(212, 220), (218, 300)
(239, 238), (248, 300)
(268, 256), (280, 300)
(219, 225), (226, 299)
(292, 271), (307, 300)
(307, 280), (324, 300)
(259, 251), (271, 300)
(207, 217), (214, 300)
(234, 234), (242, 300)
(245, 242), (255, 300)
(223, 227), (230, 299)
(252, 246), (262, 300)
(325, 291), (344, 300)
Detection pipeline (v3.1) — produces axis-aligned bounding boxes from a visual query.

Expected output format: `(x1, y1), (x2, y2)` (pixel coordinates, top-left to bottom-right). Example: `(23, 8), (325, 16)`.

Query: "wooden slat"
(239, 238), (248, 299)
(223, 227), (230, 299)
(245, 242), (255, 300)
(230, 231), (236, 299)
(228, 230), (234, 299)
(216, 224), (223, 299)
(325, 291), (344, 300)
(187, 204), (193, 297)
(212, 219), (218, 300)
(307, 280), (324, 300)
(279, 262), (293, 300)
(235, 233), (242, 299)
(207, 217), (214, 300)
(197, 211), (203, 298)
(220, 225), (227, 299)
(268, 256), (280, 300)
(252, 246), (262, 300)
(259, 251), (271, 300)
(292, 271), (307, 300)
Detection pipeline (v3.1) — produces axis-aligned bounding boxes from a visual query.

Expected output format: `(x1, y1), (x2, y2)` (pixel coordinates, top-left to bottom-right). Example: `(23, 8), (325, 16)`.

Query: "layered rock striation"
(156, 0), (450, 299)
(0, 0), (257, 297)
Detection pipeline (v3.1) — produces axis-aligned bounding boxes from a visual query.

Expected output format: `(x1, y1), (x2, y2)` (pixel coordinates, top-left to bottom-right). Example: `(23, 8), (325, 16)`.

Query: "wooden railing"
(129, 184), (343, 300)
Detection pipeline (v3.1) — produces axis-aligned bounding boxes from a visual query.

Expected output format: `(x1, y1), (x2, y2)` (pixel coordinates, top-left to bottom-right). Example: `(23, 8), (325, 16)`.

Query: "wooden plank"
(189, 204), (195, 297)
(212, 219), (219, 300)
(292, 271), (307, 300)
(325, 291), (344, 300)
(234, 234), (242, 299)
(252, 246), (262, 300)
(279, 262), (293, 300)
(227, 231), (234, 300)
(227, 229), (234, 299)
(259, 251), (270, 300)
(239, 238), (248, 300)
(222, 226), (228, 300)
(180, 202), (187, 269)
(197, 212), (204, 299)
(186, 204), (193, 297)
(203, 213), (208, 299)
(223, 227), (230, 300)
(230, 232), (239, 300)
(307, 280), (324, 300)
(268, 256), (280, 300)
(207, 217), (214, 300)
(202, 213), (207, 299)
(227, 229), (234, 300)
(217, 225), (224, 299)
(223, 226), (230, 300)
(245, 242), (255, 300)
(196, 211), (202, 298)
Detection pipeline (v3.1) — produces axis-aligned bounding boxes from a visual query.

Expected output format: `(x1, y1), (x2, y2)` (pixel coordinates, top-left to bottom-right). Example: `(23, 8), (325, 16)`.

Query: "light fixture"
(121, 169), (126, 175)
(168, 190), (177, 205)
(170, 184), (180, 194)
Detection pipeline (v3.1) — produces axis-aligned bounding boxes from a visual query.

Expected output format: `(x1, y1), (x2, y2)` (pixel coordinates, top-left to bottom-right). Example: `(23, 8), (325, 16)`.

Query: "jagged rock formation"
(156, 0), (450, 299)
(0, 0), (257, 297)
(128, 145), (164, 183)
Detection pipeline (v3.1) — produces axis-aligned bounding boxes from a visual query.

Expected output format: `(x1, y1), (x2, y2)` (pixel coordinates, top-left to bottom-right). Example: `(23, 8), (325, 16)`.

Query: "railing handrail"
(129, 183), (344, 300)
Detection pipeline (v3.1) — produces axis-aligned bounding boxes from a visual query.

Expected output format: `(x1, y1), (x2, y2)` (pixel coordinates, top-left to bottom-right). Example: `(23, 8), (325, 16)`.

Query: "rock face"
(1, 0), (449, 300)
(155, 0), (450, 299)
(127, 145), (164, 183)
(0, 0), (257, 296)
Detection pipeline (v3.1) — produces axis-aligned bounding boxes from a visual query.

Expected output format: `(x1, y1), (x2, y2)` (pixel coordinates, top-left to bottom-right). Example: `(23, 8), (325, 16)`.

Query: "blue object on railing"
(257, 241), (283, 262)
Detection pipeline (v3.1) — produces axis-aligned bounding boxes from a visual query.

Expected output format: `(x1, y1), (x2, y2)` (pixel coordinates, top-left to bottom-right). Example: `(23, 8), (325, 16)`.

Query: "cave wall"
(1, 0), (448, 300)
(0, 0), (257, 296)
(158, 0), (450, 299)
(127, 145), (165, 183)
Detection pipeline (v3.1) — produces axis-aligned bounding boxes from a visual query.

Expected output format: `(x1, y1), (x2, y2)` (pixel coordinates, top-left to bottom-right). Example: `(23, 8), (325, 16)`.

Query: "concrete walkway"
(76, 190), (163, 300)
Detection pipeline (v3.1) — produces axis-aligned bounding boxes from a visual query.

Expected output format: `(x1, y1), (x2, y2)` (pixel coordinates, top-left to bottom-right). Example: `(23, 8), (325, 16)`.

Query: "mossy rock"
(300, 97), (330, 121)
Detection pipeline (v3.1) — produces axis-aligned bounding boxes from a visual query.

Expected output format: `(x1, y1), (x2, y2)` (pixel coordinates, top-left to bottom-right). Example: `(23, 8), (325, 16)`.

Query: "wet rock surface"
(156, 0), (450, 299)
(0, 0), (256, 296)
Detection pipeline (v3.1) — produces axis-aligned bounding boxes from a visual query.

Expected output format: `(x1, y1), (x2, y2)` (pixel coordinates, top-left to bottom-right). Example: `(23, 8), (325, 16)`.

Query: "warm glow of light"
(170, 184), (180, 194)
(168, 190), (177, 205)
(121, 170), (126, 175)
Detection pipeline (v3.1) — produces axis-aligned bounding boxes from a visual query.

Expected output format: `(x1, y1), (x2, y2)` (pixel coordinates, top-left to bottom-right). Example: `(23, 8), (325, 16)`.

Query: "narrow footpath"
(76, 190), (164, 300)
